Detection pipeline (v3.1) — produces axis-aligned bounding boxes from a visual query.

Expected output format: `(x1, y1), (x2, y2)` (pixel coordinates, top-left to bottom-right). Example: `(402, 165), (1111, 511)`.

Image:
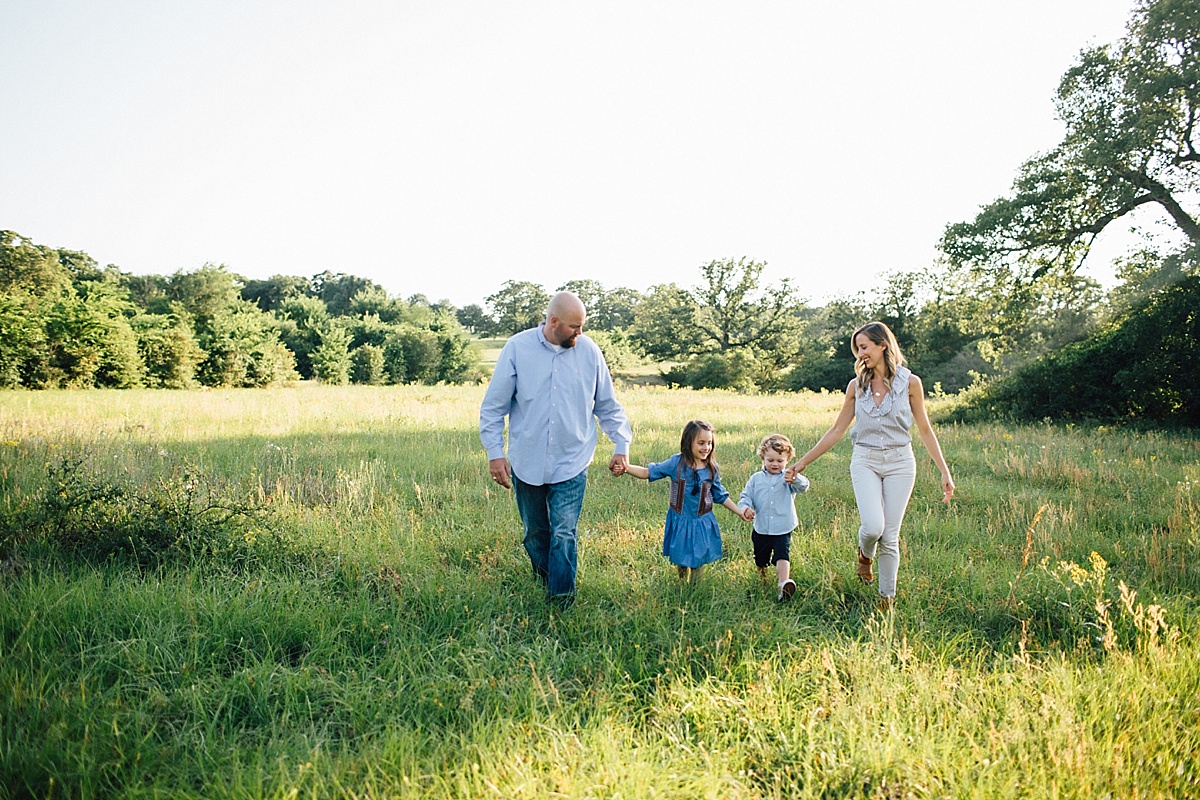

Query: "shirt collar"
(535, 323), (562, 352)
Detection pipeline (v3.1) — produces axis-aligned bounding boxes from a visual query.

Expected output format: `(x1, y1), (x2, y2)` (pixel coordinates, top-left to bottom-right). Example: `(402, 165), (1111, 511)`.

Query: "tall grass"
(1, 385), (1197, 798)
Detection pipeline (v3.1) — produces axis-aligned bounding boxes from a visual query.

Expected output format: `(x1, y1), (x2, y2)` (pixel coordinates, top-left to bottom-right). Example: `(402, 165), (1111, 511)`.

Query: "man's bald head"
(544, 291), (587, 348)
(547, 291), (585, 321)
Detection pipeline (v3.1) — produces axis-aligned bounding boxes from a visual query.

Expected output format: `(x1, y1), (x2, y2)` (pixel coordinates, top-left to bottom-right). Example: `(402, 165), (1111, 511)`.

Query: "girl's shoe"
(777, 579), (796, 602)
(856, 548), (874, 584)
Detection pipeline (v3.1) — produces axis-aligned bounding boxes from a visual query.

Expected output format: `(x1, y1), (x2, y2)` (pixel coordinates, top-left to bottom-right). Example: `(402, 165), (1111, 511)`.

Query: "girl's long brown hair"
(852, 321), (906, 396)
(680, 419), (719, 479)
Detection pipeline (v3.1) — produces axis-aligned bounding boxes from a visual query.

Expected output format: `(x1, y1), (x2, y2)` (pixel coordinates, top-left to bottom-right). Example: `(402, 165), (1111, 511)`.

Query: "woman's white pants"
(850, 444), (916, 598)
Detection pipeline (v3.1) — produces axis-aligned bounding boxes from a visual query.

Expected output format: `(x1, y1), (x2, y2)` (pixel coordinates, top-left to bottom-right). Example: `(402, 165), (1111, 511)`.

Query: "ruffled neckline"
(861, 366), (910, 418)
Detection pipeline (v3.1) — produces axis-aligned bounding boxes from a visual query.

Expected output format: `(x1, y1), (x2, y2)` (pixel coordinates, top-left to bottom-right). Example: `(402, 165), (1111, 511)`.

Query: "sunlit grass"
(1, 385), (1197, 798)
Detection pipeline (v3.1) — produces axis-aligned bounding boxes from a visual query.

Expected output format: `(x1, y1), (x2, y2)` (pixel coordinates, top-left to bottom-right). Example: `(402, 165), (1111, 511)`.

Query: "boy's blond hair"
(757, 433), (794, 460)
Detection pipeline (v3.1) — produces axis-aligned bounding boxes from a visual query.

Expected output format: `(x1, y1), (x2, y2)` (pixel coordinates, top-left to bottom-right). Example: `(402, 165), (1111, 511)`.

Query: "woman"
(789, 321), (954, 608)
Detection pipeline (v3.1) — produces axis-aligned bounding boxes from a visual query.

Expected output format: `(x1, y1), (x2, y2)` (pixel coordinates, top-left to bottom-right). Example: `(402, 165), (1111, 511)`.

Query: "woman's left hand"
(941, 474), (956, 503)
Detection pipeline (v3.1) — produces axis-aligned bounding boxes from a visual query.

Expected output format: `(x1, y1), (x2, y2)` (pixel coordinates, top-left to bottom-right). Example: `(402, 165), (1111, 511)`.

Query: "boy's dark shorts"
(751, 531), (792, 567)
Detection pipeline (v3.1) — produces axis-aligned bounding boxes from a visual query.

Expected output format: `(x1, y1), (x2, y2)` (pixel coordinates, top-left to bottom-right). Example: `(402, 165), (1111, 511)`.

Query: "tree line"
(0, 231), (478, 389)
(0, 227), (1194, 423)
(457, 256), (1138, 396)
(0, 232), (1106, 396)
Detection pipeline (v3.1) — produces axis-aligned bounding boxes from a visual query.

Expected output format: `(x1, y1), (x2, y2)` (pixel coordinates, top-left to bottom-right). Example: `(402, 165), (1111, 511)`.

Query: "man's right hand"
(489, 458), (512, 489)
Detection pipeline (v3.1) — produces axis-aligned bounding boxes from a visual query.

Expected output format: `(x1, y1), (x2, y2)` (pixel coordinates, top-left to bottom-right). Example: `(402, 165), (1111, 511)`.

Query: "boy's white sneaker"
(777, 579), (796, 602)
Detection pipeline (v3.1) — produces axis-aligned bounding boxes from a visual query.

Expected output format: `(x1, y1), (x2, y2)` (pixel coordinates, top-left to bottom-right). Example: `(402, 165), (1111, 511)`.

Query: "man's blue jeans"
(512, 470), (587, 599)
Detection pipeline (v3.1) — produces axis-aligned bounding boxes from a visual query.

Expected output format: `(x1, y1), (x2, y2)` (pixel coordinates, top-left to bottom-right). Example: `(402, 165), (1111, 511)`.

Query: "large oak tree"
(941, 0), (1200, 279)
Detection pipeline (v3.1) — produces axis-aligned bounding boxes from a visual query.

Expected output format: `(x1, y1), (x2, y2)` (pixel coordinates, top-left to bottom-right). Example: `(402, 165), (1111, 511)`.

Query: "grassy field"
(1, 384), (1198, 799)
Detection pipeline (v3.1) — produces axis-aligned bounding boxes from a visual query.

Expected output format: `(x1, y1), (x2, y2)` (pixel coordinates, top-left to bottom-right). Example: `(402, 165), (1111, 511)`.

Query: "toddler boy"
(738, 433), (810, 601)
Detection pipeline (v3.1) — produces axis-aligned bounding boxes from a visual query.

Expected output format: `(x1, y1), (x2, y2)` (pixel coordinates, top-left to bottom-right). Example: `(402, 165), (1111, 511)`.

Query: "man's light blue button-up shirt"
(479, 324), (632, 486)
(738, 468), (810, 535)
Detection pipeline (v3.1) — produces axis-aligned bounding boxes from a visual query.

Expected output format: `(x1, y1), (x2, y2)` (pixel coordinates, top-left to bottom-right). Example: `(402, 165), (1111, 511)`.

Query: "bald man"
(479, 291), (632, 605)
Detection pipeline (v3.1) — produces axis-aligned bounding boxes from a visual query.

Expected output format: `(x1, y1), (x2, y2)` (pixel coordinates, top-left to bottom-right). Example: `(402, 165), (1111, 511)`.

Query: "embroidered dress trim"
(669, 459), (712, 516)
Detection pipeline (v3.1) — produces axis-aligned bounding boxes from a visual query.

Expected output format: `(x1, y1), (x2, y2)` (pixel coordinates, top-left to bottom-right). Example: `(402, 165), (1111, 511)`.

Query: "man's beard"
(562, 334), (578, 348)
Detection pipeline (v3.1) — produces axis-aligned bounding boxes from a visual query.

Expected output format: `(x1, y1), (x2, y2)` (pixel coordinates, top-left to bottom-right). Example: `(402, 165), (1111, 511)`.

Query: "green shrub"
(0, 456), (273, 570)
(663, 351), (757, 391)
(134, 312), (202, 389)
(278, 295), (331, 379)
(197, 300), (294, 388)
(385, 326), (438, 383)
(311, 324), (352, 385)
(0, 291), (46, 387)
(247, 339), (298, 387)
(382, 324), (479, 384)
(435, 325), (481, 383)
(350, 343), (386, 384)
(42, 296), (108, 388)
(955, 275), (1200, 425)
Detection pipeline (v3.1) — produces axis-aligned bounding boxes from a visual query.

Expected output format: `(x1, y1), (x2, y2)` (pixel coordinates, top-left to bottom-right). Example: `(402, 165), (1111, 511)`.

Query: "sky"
(1, 1), (1144, 310)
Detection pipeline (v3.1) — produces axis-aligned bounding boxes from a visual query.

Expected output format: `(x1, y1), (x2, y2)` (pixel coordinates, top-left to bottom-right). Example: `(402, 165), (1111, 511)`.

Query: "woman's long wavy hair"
(680, 419), (719, 479)
(852, 321), (906, 396)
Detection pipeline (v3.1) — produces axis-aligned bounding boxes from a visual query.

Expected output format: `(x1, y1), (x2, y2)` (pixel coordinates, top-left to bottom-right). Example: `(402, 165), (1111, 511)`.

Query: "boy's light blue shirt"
(480, 324), (631, 486)
(738, 468), (810, 535)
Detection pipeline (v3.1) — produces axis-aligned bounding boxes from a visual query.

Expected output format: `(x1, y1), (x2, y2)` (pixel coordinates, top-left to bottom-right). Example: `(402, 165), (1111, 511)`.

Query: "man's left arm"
(480, 341), (518, 487)
(590, 348), (632, 469)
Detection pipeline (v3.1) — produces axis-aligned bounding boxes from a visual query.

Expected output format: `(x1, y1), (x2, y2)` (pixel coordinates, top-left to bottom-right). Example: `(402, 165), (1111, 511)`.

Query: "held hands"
(609, 454), (629, 477)
(784, 463), (804, 482)
(739, 506), (755, 522)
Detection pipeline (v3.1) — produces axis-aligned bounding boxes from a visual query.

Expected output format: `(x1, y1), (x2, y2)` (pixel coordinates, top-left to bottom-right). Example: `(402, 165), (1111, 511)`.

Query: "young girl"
(619, 420), (753, 582)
